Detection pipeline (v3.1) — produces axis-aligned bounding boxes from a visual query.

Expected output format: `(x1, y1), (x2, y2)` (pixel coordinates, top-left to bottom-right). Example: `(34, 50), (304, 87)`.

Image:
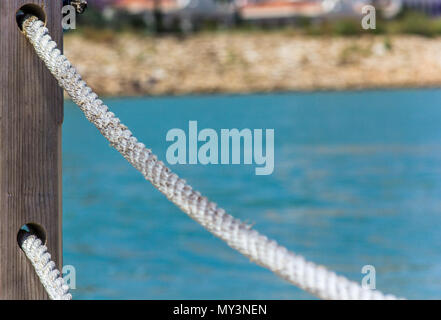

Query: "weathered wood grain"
(0, 0), (63, 299)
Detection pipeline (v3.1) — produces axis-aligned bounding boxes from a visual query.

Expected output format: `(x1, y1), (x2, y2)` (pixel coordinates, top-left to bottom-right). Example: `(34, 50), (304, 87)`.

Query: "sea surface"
(63, 90), (441, 299)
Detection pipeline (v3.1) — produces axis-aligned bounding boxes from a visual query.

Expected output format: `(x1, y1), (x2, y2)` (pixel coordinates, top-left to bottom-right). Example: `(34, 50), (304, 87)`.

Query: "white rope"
(21, 235), (72, 300)
(23, 16), (402, 300)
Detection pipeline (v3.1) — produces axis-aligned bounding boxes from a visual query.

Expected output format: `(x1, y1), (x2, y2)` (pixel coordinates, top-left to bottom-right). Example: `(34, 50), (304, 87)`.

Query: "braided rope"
(23, 16), (401, 300)
(21, 235), (72, 300)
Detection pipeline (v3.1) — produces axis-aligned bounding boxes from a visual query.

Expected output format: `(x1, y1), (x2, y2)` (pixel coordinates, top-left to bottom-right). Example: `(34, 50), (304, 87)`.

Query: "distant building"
(236, 0), (383, 22)
(111, 0), (235, 30)
(237, 1), (329, 20)
(402, 0), (441, 16)
(370, 0), (441, 18)
(236, 0), (417, 21)
(114, 0), (181, 14)
(102, 0), (441, 32)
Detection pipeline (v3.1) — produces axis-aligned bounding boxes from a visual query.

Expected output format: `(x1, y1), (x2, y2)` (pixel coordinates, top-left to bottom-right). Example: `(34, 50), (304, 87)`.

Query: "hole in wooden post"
(17, 223), (47, 248)
(16, 4), (47, 31)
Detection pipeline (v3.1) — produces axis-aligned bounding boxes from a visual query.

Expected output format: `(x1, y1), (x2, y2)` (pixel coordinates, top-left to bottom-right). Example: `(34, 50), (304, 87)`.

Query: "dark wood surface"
(0, 0), (63, 299)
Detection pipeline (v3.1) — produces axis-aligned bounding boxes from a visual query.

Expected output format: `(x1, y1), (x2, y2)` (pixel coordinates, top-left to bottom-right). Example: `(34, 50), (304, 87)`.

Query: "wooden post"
(0, 0), (63, 299)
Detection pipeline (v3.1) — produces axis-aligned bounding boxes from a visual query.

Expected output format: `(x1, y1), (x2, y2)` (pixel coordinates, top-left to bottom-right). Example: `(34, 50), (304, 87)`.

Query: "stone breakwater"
(64, 32), (441, 96)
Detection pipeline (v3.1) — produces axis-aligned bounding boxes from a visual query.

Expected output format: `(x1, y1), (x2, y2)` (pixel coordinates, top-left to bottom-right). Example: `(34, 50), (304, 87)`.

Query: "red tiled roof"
(239, 1), (325, 19)
(114, 0), (181, 13)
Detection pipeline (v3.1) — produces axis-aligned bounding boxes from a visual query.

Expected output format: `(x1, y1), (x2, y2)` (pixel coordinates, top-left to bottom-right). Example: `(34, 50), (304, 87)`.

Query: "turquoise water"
(63, 90), (441, 300)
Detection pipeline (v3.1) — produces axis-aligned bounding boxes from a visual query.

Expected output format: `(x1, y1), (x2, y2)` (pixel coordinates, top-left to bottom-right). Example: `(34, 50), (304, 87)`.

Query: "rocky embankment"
(64, 31), (441, 96)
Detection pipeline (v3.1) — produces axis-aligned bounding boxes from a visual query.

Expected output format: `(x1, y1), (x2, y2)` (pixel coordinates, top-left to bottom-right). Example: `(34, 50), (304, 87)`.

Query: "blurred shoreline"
(65, 31), (441, 97)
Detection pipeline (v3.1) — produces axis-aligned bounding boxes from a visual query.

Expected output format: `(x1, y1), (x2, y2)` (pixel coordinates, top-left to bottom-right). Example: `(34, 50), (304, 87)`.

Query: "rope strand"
(22, 16), (401, 300)
(20, 234), (72, 300)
